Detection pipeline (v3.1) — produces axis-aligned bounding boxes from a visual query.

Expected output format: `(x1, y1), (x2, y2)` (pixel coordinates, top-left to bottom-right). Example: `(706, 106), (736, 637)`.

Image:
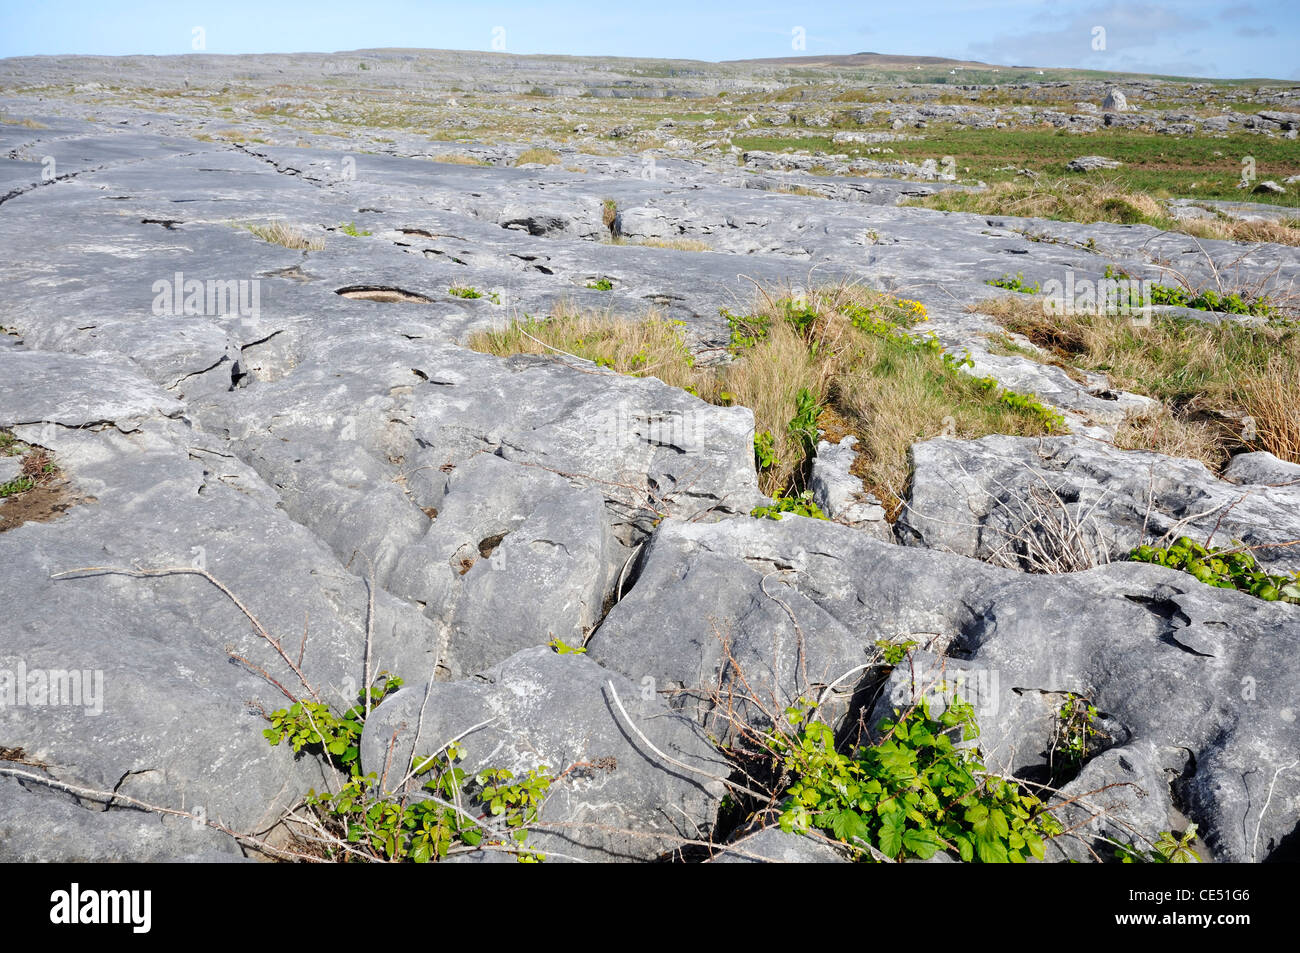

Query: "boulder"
(358, 646), (730, 862)
(897, 435), (1300, 573)
(596, 515), (1300, 862)
(0, 413), (440, 853)
(387, 453), (616, 677)
(1067, 155), (1122, 172)
(1223, 451), (1300, 487)
(1102, 89), (1129, 112)
(0, 775), (247, 862)
(808, 435), (890, 534)
(711, 826), (849, 863)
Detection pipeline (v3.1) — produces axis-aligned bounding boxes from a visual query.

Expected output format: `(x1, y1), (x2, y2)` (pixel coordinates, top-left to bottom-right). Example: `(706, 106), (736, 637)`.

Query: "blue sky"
(1, 1), (1296, 79)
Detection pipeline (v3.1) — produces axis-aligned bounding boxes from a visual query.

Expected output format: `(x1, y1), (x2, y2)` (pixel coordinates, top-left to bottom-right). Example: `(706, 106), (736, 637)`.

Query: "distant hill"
(722, 51), (996, 69)
(712, 50), (1292, 84)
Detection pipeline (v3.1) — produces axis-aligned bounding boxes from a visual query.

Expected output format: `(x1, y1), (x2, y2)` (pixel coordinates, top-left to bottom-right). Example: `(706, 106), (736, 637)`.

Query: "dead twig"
(52, 565), (321, 702)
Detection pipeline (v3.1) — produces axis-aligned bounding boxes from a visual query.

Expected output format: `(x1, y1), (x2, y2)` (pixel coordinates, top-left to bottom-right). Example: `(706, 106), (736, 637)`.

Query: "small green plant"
(751, 489), (828, 521)
(782, 299), (820, 337)
(448, 286), (501, 304)
(988, 273), (1040, 294)
(1051, 693), (1106, 781)
(943, 349), (974, 371)
(842, 297), (928, 334)
(1114, 825), (1202, 863)
(976, 378), (1068, 432)
(1152, 285), (1273, 317)
(338, 222), (372, 237)
(774, 695), (1060, 862)
(302, 744), (550, 863)
(786, 387), (821, 462)
(840, 301), (1066, 434)
(473, 766), (553, 841)
(263, 675), (404, 774)
(754, 430), (778, 472)
(1103, 266), (1274, 316)
(0, 475), (36, 498)
(722, 307), (772, 353)
(547, 637), (587, 655)
(875, 639), (918, 666)
(586, 278), (614, 291)
(264, 674), (552, 862)
(0, 446), (56, 499)
(1129, 537), (1300, 604)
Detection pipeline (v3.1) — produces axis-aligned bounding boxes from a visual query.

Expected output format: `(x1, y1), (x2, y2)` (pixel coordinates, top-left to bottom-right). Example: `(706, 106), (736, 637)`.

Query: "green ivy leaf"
(877, 813), (905, 858)
(976, 838), (1008, 864)
(828, 809), (867, 843)
(902, 827), (943, 860)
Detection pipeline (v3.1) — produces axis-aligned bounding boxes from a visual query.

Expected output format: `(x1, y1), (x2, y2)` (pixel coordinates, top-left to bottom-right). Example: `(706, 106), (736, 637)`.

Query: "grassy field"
(906, 177), (1300, 245)
(733, 126), (1300, 207)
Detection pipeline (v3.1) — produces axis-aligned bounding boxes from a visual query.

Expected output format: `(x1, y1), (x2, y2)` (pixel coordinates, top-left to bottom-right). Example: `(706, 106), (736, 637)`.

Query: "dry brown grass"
(830, 326), (1057, 509)
(471, 300), (841, 494)
(468, 304), (710, 395)
(636, 237), (713, 252)
(1178, 215), (1300, 248)
(910, 177), (1300, 246)
(242, 221), (326, 251)
(911, 177), (1164, 225)
(1, 117), (48, 129)
(470, 284), (1063, 505)
(775, 184), (829, 198)
(1114, 405), (1227, 470)
(718, 320), (833, 492)
(514, 147), (561, 166)
(1243, 352), (1300, 463)
(429, 153), (489, 166)
(973, 294), (1300, 466)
